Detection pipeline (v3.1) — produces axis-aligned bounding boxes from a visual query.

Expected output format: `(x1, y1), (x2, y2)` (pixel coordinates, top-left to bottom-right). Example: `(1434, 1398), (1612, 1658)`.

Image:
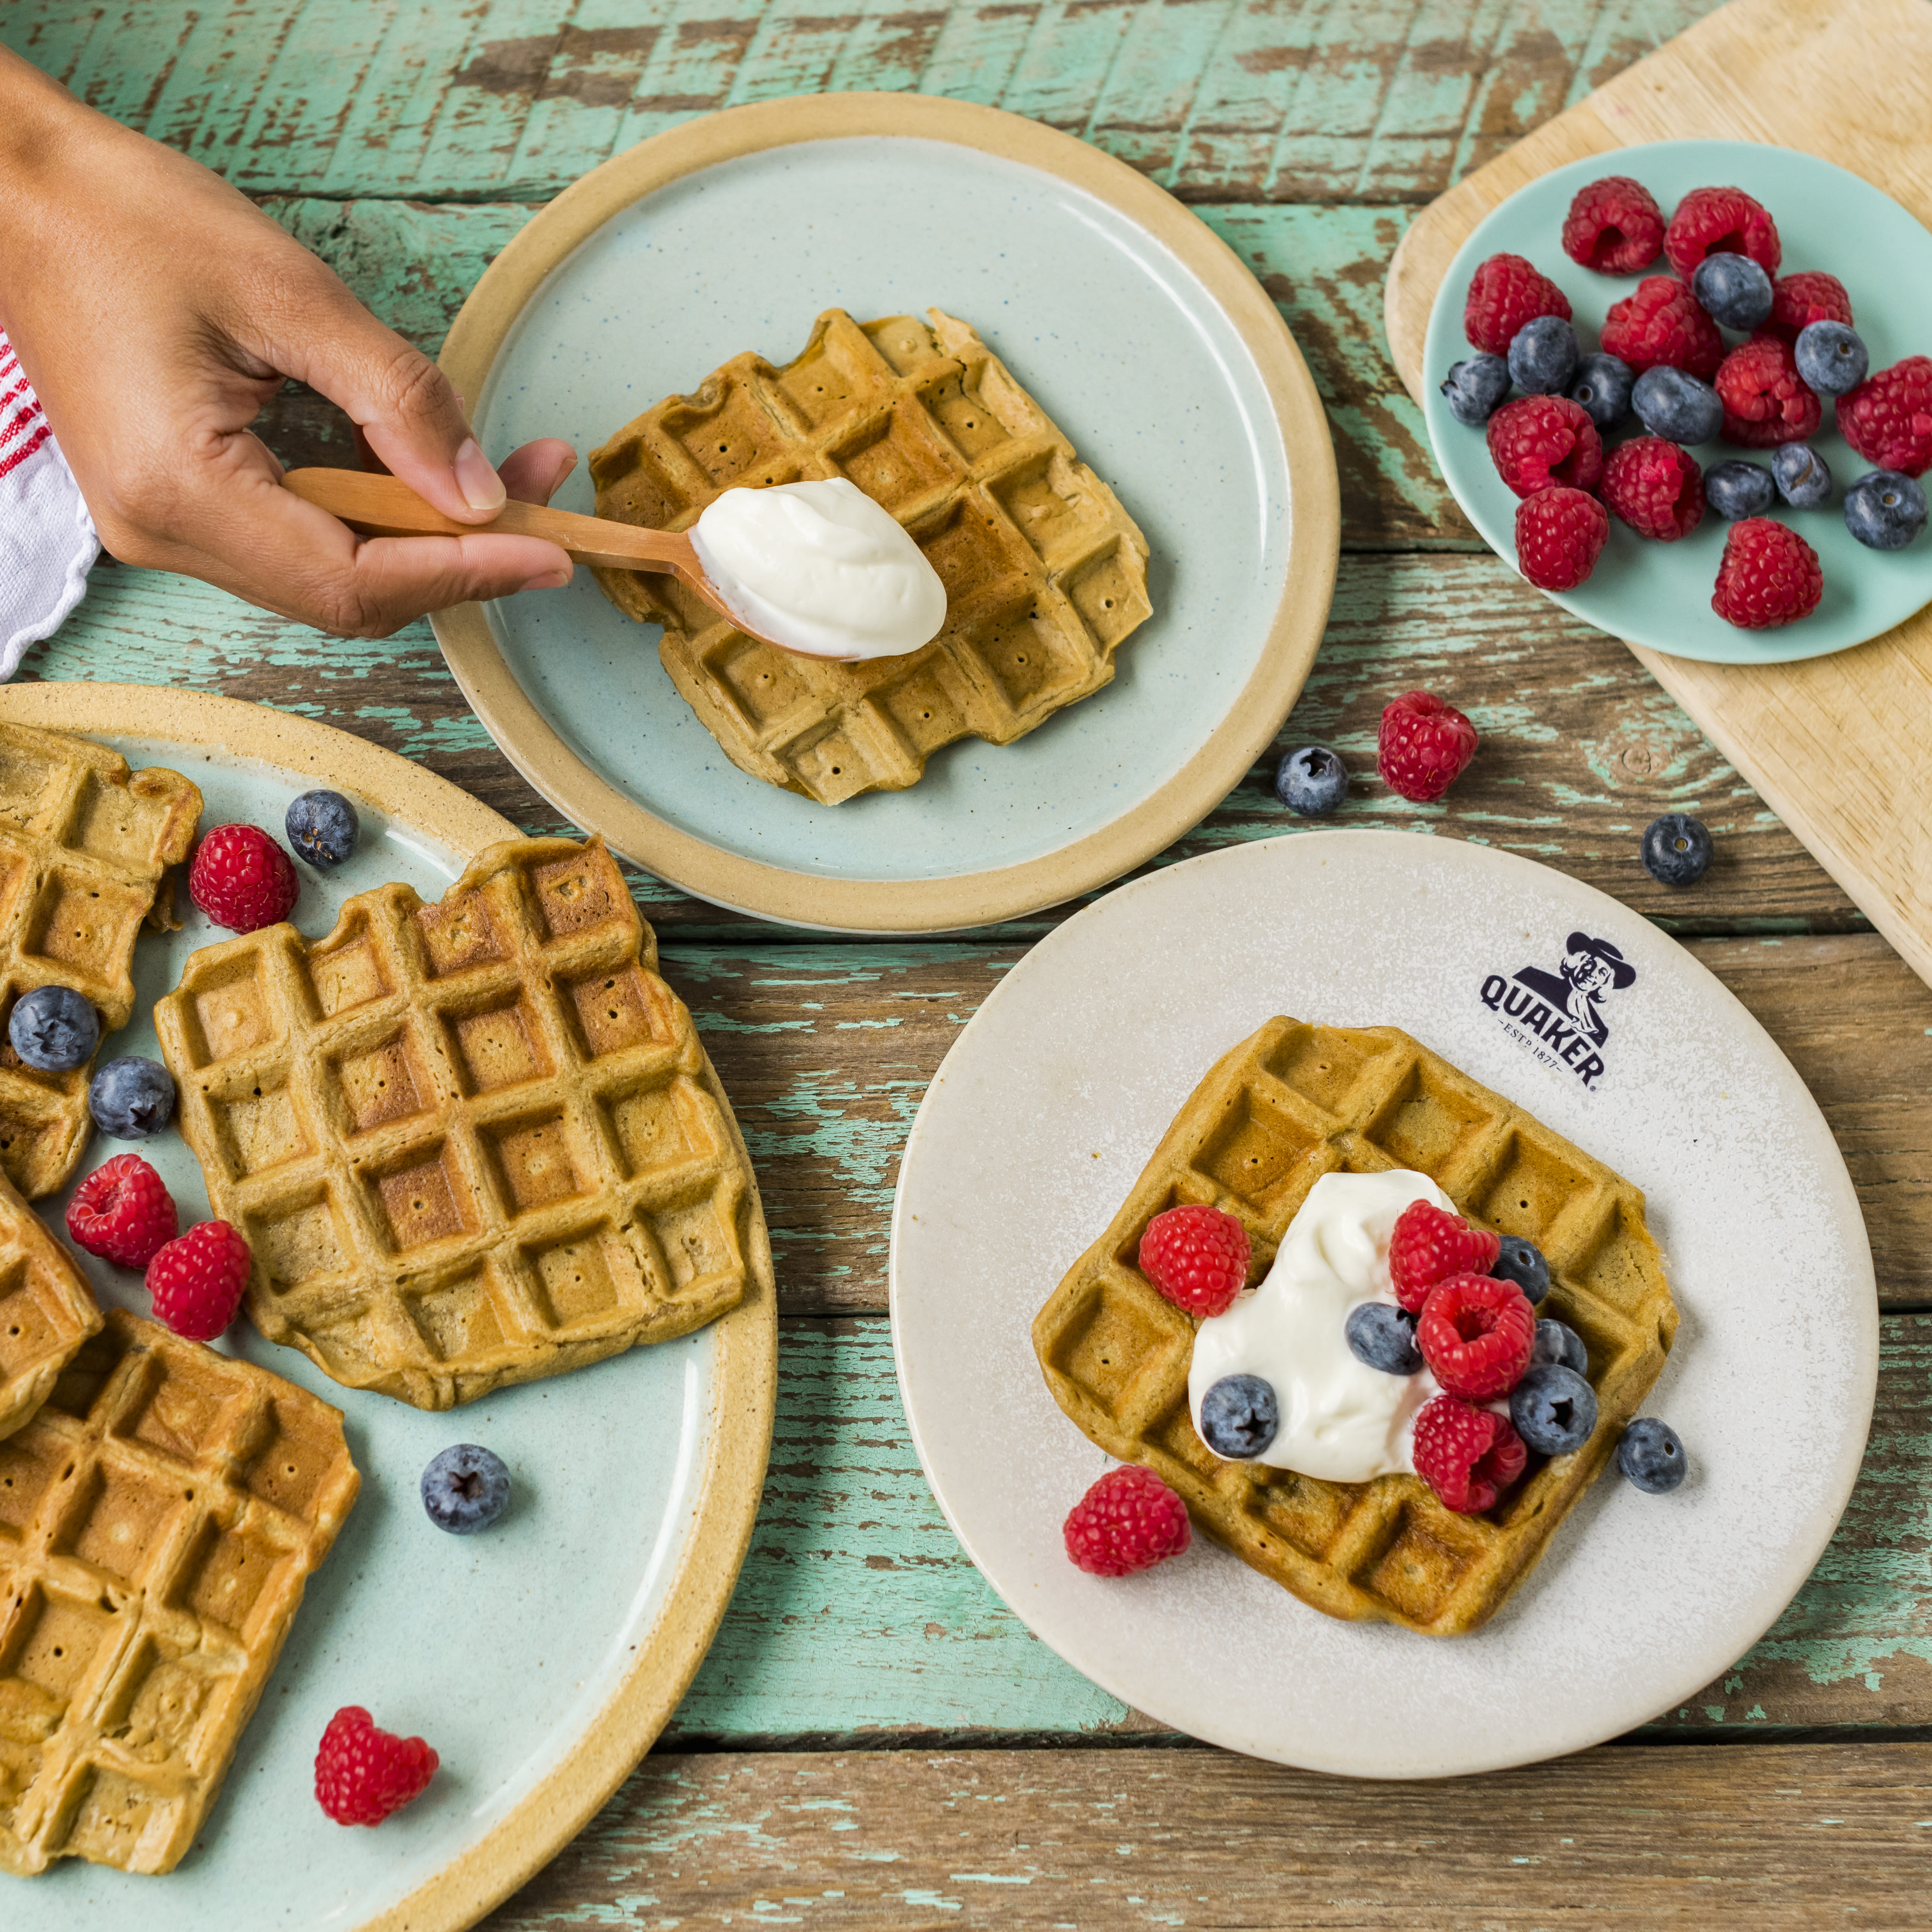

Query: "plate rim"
(430, 90), (1341, 933)
(0, 684), (778, 1931)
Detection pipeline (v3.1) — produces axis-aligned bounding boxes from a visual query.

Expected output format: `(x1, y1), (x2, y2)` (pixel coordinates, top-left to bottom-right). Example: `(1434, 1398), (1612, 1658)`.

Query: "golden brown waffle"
(0, 723), (201, 1198)
(0, 1163), (101, 1444)
(154, 836), (768, 1409)
(589, 307), (1153, 804)
(1032, 1018), (1678, 1637)
(0, 1308), (358, 1876)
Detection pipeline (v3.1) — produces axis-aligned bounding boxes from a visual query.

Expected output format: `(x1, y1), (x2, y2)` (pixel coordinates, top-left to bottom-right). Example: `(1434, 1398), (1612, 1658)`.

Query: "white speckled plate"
(890, 831), (1876, 1777)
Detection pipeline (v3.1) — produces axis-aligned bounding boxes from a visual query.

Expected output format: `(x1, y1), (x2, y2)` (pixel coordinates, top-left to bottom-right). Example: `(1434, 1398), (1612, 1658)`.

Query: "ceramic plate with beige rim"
(432, 92), (1339, 933)
(2, 685), (775, 1932)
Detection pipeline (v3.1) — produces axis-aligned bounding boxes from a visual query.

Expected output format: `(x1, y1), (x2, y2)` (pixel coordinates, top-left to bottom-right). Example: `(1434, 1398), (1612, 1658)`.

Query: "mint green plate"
(1423, 139), (1932, 665)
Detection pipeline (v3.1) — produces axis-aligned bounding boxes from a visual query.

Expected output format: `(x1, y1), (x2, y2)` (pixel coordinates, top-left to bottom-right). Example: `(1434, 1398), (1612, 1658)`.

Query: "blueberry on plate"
(1844, 470), (1928, 552)
(286, 789), (360, 869)
(1345, 1302), (1423, 1376)
(1568, 352), (1635, 432)
(1507, 317), (1578, 397)
(1705, 460), (1775, 521)
(1690, 251), (1774, 331)
(1274, 745), (1348, 816)
(1490, 1234), (1549, 1304)
(9, 985), (99, 1073)
(1198, 1374), (1279, 1459)
(1440, 354), (1511, 426)
(88, 1056), (176, 1138)
(1631, 366), (1723, 445)
(1642, 813), (1712, 887)
(1509, 1363), (1598, 1457)
(1794, 319), (1868, 397)
(1532, 1318), (1588, 1377)
(421, 1444), (512, 1533)
(1617, 1417), (1687, 1493)
(1771, 442), (1831, 509)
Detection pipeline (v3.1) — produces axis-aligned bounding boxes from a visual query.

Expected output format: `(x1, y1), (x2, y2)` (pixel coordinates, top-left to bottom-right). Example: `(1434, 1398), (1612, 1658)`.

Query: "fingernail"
(521, 568), (571, 593)
(455, 438), (506, 513)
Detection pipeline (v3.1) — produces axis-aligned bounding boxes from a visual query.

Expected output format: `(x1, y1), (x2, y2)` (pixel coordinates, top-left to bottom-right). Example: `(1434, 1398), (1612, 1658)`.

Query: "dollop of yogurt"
(689, 477), (947, 661)
(1188, 1169), (1455, 1483)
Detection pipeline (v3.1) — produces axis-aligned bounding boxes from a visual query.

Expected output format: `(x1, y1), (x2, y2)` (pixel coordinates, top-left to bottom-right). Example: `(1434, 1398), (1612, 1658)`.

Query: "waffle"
(0, 1162), (102, 1444)
(0, 1308), (359, 1875)
(589, 307), (1153, 805)
(154, 836), (768, 1409)
(0, 723), (202, 1198)
(1032, 1019), (1678, 1637)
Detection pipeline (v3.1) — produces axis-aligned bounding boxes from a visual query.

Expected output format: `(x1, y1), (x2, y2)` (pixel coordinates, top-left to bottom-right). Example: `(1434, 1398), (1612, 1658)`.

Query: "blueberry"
(1844, 470), (1928, 552)
(1616, 1417), (1687, 1493)
(1568, 352), (1635, 432)
(1509, 1363), (1598, 1457)
(1794, 320), (1868, 397)
(9, 986), (99, 1073)
(1631, 365), (1723, 445)
(1490, 1235), (1549, 1305)
(1770, 442), (1831, 509)
(88, 1057), (176, 1138)
(286, 789), (360, 869)
(1198, 1374), (1279, 1459)
(1507, 317), (1578, 397)
(1274, 744), (1348, 816)
(1532, 1318), (1588, 1377)
(1690, 251), (1774, 331)
(1705, 460), (1775, 521)
(1440, 354), (1511, 426)
(1642, 813), (1712, 887)
(1345, 1302), (1423, 1377)
(421, 1443), (512, 1534)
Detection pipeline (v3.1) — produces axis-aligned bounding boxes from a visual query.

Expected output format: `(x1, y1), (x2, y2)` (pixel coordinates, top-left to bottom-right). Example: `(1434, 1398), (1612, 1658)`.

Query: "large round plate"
(433, 92), (1338, 932)
(890, 831), (1876, 1776)
(3, 686), (775, 1930)
(1423, 139), (1932, 665)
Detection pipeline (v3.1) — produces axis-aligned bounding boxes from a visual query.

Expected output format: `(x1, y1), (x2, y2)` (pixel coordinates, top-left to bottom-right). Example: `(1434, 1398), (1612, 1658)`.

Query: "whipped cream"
(689, 477), (947, 661)
(1188, 1169), (1454, 1483)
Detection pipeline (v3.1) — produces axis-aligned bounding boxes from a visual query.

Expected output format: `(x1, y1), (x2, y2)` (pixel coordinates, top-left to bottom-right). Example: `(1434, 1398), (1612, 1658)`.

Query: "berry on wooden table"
(1464, 253), (1571, 356)
(1766, 270), (1853, 345)
(145, 1220), (251, 1341)
(1705, 460), (1775, 521)
(190, 824), (299, 932)
(1388, 1199), (1501, 1312)
(1844, 470), (1928, 551)
(1601, 276), (1722, 379)
(1601, 439), (1704, 542)
(1631, 366), (1722, 445)
(1515, 486), (1608, 590)
(1794, 320), (1867, 397)
(315, 1706), (439, 1825)
(1664, 185), (1781, 279)
(1377, 692), (1480, 803)
(1063, 1465), (1192, 1576)
(1690, 252), (1773, 331)
(66, 1153), (178, 1268)
(1487, 395), (1604, 498)
(1412, 1396), (1527, 1514)
(1560, 176), (1664, 274)
(1417, 1274), (1536, 1400)
(1138, 1203), (1251, 1318)
(1837, 357), (1932, 477)
(1568, 352), (1634, 432)
(1274, 745), (1348, 816)
(1711, 519), (1822, 629)
(1642, 813), (1713, 886)
(1440, 354), (1511, 426)
(1715, 336), (1821, 447)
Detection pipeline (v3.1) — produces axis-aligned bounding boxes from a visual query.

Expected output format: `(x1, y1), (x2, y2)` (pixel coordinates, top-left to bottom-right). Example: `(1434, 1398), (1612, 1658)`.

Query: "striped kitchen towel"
(0, 326), (97, 676)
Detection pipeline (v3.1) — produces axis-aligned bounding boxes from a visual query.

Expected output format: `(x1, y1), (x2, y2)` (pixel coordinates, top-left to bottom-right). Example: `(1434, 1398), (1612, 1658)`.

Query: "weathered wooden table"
(11, 2), (1932, 1921)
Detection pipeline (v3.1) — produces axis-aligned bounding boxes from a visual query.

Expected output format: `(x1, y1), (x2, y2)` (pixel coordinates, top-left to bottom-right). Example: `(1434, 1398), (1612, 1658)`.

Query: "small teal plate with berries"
(1423, 138), (1932, 663)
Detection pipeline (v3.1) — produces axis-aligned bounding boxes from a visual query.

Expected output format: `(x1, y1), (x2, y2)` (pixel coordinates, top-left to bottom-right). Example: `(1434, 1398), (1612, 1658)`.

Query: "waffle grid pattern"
(0, 1164), (102, 1444)
(590, 307), (1153, 804)
(1032, 1018), (1678, 1636)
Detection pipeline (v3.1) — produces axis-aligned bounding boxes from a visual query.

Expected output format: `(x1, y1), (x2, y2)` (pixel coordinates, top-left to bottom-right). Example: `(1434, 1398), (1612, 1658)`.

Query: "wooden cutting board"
(1384, 0), (1932, 986)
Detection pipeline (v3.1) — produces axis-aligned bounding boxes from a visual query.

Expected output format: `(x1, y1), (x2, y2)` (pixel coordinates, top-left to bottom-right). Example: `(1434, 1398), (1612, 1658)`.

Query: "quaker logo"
(1478, 932), (1637, 1090)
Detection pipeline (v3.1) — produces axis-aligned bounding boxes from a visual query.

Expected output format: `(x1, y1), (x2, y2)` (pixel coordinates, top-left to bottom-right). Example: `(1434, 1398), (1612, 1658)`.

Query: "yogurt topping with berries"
(1187, 1169), (1453, 1483)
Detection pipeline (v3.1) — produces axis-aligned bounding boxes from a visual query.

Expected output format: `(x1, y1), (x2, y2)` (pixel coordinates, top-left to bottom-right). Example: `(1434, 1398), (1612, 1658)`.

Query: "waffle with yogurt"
(589, 307), (1152, 804)
(153, 835), (769, 1409)
(0, 1162), (102, 1444)
(1032, 1018), (1677, 1637)
(0, 1308), (359, 1876)
(0, 724), (201, 1198)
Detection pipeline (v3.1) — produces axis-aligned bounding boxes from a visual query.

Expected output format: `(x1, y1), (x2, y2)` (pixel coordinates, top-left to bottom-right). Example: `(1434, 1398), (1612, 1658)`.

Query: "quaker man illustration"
(1509, 932), (1636, 1048)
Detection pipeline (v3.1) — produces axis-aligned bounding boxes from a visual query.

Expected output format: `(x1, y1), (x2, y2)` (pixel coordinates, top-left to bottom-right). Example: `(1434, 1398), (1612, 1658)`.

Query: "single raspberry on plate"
(66, 1152), (178, 1268)
(1714, 336), (1821, 447)
(1388, 1199), (1502, 1314)
(1663, 185), (1781, 279)
(315, 1706), (440, 1826)
(1417, 1274), (1537, 1399)
(1600, 437), (1705, 541)
(189, 824), (299, 933)
(1063, 1465), (1191, 1577)
(1711, 518), (1823, 629)
(145, 1220), (251, 1341)
(1560, 176), (1665, 273)
(1486, 395), (1605, 499)
(1412, 1396), (1528, 1515)
(1463, 252), (1571, 356)
(1138, 1203), (1250, 1318)
(1600, 276), (1722, 378)
(1765, 270), (1853, 344)
(1378, 691), (1479, 804)
(1515, 486), (1609, 590)
(1837, 356), (1932, 477)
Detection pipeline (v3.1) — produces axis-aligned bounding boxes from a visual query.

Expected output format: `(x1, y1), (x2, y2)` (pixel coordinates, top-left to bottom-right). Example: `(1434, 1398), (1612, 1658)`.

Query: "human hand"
(0, 49), (575, 639)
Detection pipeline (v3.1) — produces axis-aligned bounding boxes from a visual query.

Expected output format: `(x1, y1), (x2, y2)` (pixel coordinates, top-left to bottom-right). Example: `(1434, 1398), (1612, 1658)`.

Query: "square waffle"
(0, 1308), (359, 1876)
(0, 723), (201, 1198)
(0, 1162), (101, 1444)
(1032, 1018), (1678, 1637)
(589, 307), (1153, 804)
(154, 836), (769, 1409)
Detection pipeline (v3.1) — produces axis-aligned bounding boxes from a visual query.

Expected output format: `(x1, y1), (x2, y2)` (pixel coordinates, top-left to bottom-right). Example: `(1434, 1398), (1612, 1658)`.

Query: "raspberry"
(1486, 395), (1604, 499)
(1663, 185), (1781, 279)
(1417, 1274), (1537, 1399)
(1711, 518), (1822, 629)
(1560, 176), (1664, 274)
(1377, 691), (1478, 804)
(1463, 253), (1571, 357)
(1412, 1396), (1528, 1514)
(315, 1706), (439, 1826)
(1714, 337), (1821, 448)
(66, 1153), (178, 1268)
(1138, 1203), (1250, 1318)
(1765, 270), (1852, 345)
(145, 1220), (251, 1341)
(189, 824), (299, 933)
(1600, 438), (1705, 541)
(1062, 1465), (1191, 1577)
(1387, 1200), (1502, 1312)
(1600, 276), (1722, 379)
(1515, 486), (1608, 590)
(1837, 356), (1932, 477)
